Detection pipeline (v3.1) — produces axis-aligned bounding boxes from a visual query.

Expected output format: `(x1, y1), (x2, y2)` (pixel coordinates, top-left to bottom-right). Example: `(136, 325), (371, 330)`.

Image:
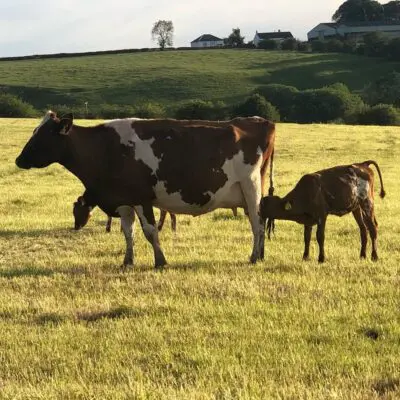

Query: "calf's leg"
(303, 225), (312, 261)
(158, 210), (167, 231)
(106, 216), (112, 233)
(135, 204), (167, 269)
(352, 208), (368, 259)
(170, 213), (177, 232)
(364, 209), (379, 261)
(116, 206), (135, 269)
(316, 217), (327, 263)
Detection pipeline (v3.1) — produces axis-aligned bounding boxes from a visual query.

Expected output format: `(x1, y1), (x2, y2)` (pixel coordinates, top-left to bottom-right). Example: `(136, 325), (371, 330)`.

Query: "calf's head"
(15, 111), (73, 170)
(73, 196), (92, 230)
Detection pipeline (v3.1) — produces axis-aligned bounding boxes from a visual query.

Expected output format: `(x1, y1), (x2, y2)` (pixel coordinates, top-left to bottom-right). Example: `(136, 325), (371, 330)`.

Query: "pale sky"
(0, 0), (347, 57)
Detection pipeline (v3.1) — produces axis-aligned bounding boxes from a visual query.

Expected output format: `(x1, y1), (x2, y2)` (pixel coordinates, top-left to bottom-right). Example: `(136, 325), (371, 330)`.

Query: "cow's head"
(73, 196), (92, 230)
(15, 111), (73, 169)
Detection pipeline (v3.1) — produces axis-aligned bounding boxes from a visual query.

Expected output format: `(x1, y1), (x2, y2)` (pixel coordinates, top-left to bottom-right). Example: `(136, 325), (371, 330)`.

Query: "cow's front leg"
(135, 204), (167, 269)
(316, 217), (327, 263)
(116, 205), (135, 269)
(241, 176), (263, 263)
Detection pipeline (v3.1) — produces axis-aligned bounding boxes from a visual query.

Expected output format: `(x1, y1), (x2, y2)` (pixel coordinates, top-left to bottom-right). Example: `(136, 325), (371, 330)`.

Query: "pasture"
(1, 50), (400, 111)
(0, 118), (399, 399)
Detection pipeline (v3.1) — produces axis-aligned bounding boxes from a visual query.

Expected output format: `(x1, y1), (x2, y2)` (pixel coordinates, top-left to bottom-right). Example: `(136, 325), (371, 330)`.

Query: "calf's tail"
(363, 160), (386, 199)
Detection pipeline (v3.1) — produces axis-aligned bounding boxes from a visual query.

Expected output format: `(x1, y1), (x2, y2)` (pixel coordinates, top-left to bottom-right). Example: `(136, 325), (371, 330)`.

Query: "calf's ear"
(59, 113), (74, 135)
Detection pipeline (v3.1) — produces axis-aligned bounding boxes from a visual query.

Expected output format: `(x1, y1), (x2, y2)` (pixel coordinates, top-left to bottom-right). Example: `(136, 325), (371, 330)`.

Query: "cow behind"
(260, 160), (385, 262)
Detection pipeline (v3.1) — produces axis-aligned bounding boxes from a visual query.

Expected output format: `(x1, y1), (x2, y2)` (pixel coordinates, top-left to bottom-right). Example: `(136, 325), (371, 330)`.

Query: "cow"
(260, 160), (385, 263)
(15, 112), (276, 269)
(73, 191), (177, 232)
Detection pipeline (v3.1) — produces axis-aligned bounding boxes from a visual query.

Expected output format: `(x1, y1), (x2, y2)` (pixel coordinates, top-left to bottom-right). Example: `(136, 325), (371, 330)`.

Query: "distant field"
(0, 118), (399, 398)
(1, 50), (399, 112)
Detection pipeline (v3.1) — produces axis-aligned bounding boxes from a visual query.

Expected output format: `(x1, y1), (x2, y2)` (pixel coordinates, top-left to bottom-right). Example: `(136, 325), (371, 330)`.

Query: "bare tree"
(151, 20), (174, 50)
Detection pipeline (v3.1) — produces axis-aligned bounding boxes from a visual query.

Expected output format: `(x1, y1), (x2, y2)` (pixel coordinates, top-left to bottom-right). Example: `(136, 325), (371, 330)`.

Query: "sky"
(0, 0), (347, 57)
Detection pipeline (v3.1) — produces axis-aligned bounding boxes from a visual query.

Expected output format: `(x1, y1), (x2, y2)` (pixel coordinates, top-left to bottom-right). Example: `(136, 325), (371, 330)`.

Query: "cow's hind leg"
(116, 206), (135, 269)
(352, 207), (368, 259)
(241, 176), (263, 263)
(316, 217), (327, 263)
(303, 225), (312, 261)
(135, 205), (167, 269)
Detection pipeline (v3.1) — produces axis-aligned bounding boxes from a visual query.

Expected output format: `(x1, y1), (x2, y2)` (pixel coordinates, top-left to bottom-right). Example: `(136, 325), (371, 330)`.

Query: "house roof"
(256, 31), (293, 40)
(315, 20), (400, 29)
(191, 34), (223, 43)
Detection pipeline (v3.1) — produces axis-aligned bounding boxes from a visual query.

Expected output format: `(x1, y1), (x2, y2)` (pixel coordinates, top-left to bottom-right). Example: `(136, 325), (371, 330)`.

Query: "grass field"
(0, 118), (399, 399)
(1, 50), (400, 112)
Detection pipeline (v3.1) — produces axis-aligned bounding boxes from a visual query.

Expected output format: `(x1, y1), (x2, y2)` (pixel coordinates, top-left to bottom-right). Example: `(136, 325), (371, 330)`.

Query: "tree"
(151, 20), (174, 50)
(227, 28), (244, 47)
(383, 1), (400, 21)
(332, 0), (384, 23)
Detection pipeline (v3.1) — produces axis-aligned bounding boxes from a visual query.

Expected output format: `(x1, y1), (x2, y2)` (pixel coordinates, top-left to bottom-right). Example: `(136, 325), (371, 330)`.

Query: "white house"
(307, 21), (400, 41)
(191, 34), (224, 48)
(253, 31), (294, 47)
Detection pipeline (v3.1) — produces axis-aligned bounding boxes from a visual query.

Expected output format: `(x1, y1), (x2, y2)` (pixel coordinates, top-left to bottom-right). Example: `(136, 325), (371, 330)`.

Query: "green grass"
(1, 50), (399, 112)
(1, 118), (400, 398)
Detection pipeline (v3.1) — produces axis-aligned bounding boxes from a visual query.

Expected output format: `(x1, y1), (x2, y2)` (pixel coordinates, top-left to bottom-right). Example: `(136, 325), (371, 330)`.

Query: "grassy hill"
(1, 49), (399, 113)
(1, 118), (399, 398)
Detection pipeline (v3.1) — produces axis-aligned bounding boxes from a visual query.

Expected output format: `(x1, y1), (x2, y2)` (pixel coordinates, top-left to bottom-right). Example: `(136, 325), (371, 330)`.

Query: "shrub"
(386, 38), (400, 61)
(255, 84), (299, 121)
(363, 32), (388, 57)
(310, 40), (327, 53)
(325, 39), (344, 53)
(175, 100), (228, 120)
(258, 40), (279, 50)
(133, 102), (166, 118)
(363, 71), (400, 107)
(297, 41), (311, 52)
(0, 93), (37, 117)
(291, 87), (364, 123)
(281, 38), (298, 51)
(353, 104), (400, 126)
(233, 94), (280, 121)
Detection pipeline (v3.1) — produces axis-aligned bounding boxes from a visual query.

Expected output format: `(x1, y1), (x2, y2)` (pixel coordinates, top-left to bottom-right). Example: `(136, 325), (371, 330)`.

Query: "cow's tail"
(268, 148), (275, 196)
(363, 160), (386, 199)
(266, 148), (275, 240)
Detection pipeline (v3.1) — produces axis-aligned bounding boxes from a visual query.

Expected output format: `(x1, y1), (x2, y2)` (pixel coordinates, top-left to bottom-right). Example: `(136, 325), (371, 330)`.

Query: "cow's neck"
(61, 124), (115, 189)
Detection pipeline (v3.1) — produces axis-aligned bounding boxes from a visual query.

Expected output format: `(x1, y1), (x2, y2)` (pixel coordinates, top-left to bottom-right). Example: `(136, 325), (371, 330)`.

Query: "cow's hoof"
(120, 263), (133, 272)
(302, 255), (310, 261)
(371, 253), (378, 262)
(318, 256), (325, 263)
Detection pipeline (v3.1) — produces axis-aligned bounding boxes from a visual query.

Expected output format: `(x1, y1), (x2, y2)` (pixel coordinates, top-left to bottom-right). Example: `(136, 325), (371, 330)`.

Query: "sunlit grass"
(0, 119), (399, 398)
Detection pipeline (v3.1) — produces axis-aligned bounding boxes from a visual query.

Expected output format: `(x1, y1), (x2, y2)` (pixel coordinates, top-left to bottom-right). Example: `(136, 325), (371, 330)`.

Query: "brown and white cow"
(260, 160), (385, 263)
(16, 112), (275, 269)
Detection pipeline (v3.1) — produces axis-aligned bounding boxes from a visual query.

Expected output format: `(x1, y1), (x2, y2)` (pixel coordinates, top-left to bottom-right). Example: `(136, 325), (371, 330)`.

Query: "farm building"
(307, 21), (400, 41)
(191, 34), (224, 48)
(253, 31), (294, 47)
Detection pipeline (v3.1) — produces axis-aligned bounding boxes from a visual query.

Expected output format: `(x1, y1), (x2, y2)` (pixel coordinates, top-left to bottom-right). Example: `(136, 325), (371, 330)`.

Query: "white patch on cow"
(106, 119), (160, 174)
(33, 110), (54, 135)
(152, 150), (262, 216)
(357, 178), (370, 200)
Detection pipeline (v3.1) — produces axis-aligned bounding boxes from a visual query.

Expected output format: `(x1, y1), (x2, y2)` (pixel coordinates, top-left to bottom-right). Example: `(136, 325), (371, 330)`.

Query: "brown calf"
(260, 160), (385, 262)
(73, 193), (177, 232)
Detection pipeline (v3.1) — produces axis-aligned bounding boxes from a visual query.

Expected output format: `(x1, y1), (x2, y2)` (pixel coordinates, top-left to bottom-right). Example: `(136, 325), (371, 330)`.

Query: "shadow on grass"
(0, 228), (78, 239)
(0, 266), (54, 278)
(76, 305), (143, 322)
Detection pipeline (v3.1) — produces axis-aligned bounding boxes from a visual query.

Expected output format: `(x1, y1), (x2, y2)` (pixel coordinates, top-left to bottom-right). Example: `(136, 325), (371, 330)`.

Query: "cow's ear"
(59, 113), (73, 135)
(284, 201), (292, 211)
